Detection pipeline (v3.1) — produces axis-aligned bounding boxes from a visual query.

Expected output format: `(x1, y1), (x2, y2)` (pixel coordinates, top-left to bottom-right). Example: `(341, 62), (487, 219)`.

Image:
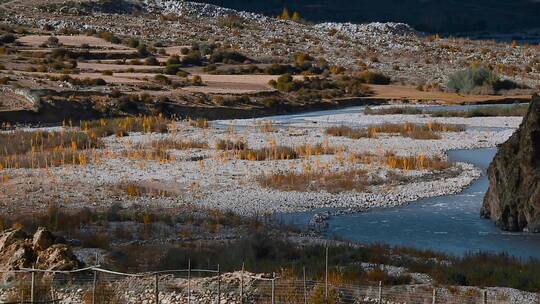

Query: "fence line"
(0, 254), (535, 303)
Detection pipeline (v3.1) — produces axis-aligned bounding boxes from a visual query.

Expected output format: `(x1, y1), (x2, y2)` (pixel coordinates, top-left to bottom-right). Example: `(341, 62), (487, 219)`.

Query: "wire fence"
(0, 264), (534, 304)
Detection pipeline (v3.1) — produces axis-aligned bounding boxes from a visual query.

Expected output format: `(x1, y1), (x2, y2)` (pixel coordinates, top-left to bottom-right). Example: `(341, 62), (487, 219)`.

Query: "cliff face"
(481, 95), (540, 232)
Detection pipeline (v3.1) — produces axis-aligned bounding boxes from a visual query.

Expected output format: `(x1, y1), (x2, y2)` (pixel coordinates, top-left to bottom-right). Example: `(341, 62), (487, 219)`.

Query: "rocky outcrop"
(0, 227), (83, 278)
(481, 95), (540, 232)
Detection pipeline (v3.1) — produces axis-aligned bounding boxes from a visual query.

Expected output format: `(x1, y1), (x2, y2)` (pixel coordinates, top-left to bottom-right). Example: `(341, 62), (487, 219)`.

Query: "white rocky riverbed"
(1, 106), (521, 217)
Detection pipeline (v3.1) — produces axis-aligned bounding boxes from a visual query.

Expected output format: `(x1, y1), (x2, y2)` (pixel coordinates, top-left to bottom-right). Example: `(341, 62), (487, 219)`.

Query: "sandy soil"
(77, 62), (162, 72)
(182, 74), (303, 93)
(368, 85), (531, 104)
(17, 35), (132, 49)
(164, 46), (190, 56)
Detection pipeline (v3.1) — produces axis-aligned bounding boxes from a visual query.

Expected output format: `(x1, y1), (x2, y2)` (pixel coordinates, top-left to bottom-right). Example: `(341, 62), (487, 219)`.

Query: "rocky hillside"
(193, 0), (540, 34)
(482, 95), (540, 232)
(2, 0), (539, 88)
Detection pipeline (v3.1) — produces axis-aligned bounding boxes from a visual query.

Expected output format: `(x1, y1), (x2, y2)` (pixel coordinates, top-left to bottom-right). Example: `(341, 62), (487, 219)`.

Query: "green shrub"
(164, 64), (182, 75)
(209, 49), (249, 64)
(447, 67), (499, 94)
(357, 70), (391, 85)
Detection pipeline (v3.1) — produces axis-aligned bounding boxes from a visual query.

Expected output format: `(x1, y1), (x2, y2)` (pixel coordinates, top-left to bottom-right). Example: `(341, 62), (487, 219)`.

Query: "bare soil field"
(17, 35), (132, 49)
(368, 85), (532, 104)
(77, 62), (162, 72)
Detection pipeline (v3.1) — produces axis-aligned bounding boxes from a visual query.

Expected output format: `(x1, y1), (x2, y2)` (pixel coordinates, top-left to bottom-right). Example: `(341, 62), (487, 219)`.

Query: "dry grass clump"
(121, 147), (172, 162)
(188, 118), (209, 129)
(237, 146), (298, 161)
(81, 116), (170, 138)
(215, 139), (247, 151)
(430, 104), (528, 117)
(295, 143), (341, 156)
(146, 138), (208, 150)
(352, 151), (451, 171)
(384, 152), (450, 171)
(258, 169), (379, 193)
(234, 143), (339, 161)
(325, 125), (373, 139)
(364, 106), (424, 115)
(257, 120), (277, 133)
(326, 122), (465, 140)
(0, 130), (102, 169)
(0, 130), (101, 155)
(119, 182), (175, 198)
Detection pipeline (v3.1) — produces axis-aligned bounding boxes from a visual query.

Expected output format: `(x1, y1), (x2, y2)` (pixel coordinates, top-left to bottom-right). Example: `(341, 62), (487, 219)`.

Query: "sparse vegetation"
(144, 138), (208, 150)
(326, 122), (465, 140)
(0, 130), (102, 169)
(81, 116), (170, 138)
(365, 104), (529, 117)
(215, 138), (247, 151)
(258, 169), (379, 193)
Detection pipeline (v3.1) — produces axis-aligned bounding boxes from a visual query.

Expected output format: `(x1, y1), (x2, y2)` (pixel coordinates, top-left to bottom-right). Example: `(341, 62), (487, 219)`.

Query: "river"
(266, 104), (540, 259)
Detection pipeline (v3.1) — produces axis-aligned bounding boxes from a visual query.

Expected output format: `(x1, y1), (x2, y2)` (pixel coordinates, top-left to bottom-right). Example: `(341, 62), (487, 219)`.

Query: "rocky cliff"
(481, 95), (540, 232)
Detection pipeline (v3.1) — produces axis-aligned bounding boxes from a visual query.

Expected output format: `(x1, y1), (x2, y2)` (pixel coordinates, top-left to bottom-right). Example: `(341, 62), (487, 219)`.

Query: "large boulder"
(0, 227), (83, 274)
(35, 244), (82, 271)
(481, 95), (540, 232)
(0, 229), (34, 270)
(33, 227), (55, 251)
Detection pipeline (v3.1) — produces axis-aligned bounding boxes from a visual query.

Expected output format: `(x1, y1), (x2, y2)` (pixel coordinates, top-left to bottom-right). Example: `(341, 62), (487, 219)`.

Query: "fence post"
(483, 289), (487, 304)
(30, 269), (35, 304)
(240, 262), (244, 304)
(217, 264), (221, 304)
(154, 273), (159, 304)
(378, 281), (382, 304)
(325, 245), (329, 300)
(303, 266), (307, 304)
(92, 270), (98, 304)
(187, 259), (191, 304)
(432, 286), (436, 304)
(271, 272), (276, 304)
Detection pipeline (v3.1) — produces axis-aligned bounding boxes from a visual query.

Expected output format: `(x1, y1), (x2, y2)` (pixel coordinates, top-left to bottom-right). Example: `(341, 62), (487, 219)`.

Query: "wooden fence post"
(217, 264), (221, 304)
(271, 272), (276, 304)
(240, 262), (244, 304)
(92, 270), (98, 304)
(155, 273), (159, 304)
(187, 259), (191, 304)
(432, 287), (436, 304)
(303, 267), (307, 304)
(325, 245), (329, 300)
(378, 281), (382, 304)
(30, 270), (35, 304)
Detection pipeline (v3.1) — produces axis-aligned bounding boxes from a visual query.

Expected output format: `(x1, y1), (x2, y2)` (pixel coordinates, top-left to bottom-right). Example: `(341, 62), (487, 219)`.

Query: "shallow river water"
(269, 104), (540, 259)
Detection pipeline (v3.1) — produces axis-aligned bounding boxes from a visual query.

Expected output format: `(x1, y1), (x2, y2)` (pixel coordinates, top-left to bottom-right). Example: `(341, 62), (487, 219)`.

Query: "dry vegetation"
(326, 122), (465, 140)
(143, 138), (208, 150)
(81, 116), (170, 138)
(353, 152), (451, 171)
(221, 141), (341, 161)
(258, 169), (380, 193)
(365, 104), (529, 117)
(0, 130), (102, 169)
